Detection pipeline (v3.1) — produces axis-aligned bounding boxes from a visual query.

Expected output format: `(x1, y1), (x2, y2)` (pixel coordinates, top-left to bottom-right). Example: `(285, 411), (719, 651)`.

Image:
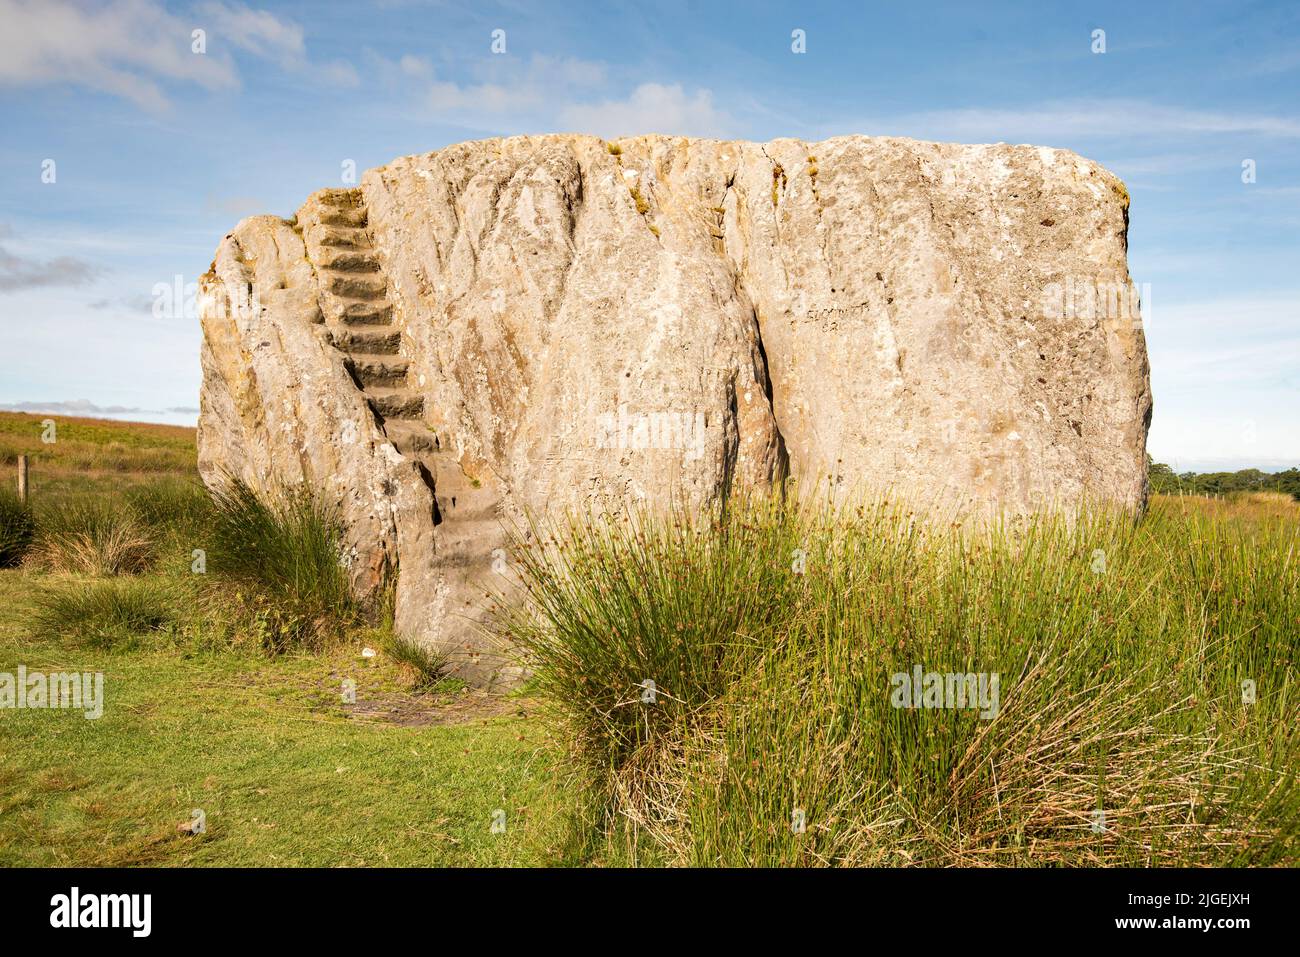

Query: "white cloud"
(1146, 296), (1300, 464)
(201, 193), (266, 219)
(196, 0), (304, 63)
(373, 53), (728, 137)
(0, 400), (198, 426)
(196, 1), (358, 87)
(0, 0), (237, 110)
(0, 283), (202, 420)
(559, 83), (734, 138)
(413, 54), (608, 119)
(844, 99), (1300, 145)
(0, 0), (355, 111)
(1148, 296), (1300, 387)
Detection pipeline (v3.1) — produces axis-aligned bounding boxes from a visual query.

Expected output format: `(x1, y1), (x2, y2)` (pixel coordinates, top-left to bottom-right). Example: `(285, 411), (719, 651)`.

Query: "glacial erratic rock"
(198, 134), (1151, 684)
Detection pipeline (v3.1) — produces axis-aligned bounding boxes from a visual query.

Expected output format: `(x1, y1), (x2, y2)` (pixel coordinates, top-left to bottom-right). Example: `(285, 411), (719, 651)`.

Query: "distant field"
(0, 413), (1295, 866)
(0, 411), (197, 498)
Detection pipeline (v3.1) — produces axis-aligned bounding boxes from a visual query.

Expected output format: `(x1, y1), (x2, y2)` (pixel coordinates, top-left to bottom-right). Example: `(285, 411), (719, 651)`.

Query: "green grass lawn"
(0, 412), (578, 868)
(0, 571), (565, 867)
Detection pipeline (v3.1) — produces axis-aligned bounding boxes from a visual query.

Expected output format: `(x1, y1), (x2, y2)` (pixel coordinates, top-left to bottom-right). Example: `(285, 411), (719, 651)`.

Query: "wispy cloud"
(0, 0), (355, 111)
(559, 83), (733, 138)
(374, 51), (732, 137)
(196, 1), (358, 87)
(1146, 295), (1300, 464)
(843, 99), (1300, 144)
(1149, 296), (1300, 390)
(1247, 49), (1300, 76)
(1104, 152), (1234, 177)
(0, 226), (102, 292)
(200, 194), (267, 219)
(372, 52), (605, 127)
(89, 293), (156, 314)
(0, 0), (237, 111)
(0, 398), (147, 415)
(0, 399), (199, 421)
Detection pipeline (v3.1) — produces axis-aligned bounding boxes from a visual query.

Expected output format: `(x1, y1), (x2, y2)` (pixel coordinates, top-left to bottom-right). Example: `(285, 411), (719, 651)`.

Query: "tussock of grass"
(382, 634), (452, 691)
(771, 163), (787, 206)
(206, 479), (358, 652)
(0, 489), (34, 567)
(123, 478), (215, 573)
(33, 577), (184, 649)
(629, 185), (650, 216)
(500, 492), (1299, 866)
(31, 497), (154, 575)
(20, 478), (213, 578)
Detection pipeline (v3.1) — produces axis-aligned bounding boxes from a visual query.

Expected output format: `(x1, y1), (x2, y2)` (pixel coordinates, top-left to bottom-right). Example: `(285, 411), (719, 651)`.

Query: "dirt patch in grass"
(349, 688), (535, 727)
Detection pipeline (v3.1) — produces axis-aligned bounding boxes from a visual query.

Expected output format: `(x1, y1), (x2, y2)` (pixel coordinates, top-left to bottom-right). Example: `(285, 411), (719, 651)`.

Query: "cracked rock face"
(198, 133), (1151, 684)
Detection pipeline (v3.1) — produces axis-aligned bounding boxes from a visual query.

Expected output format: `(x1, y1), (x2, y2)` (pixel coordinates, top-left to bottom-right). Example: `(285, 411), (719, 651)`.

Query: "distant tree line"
(1147, 454), (1300, 500)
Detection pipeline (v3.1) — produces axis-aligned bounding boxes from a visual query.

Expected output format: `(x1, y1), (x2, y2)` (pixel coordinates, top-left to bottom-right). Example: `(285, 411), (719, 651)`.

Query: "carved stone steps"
(317, 250), (380, 273)
(346, 354), (409, 388)
(330, 326), (401, 355)
(366, 388), (424, 420)
(315, 226), (370, 249)
(383, 419), (439, 456)
(324, 273), (386, 299)
(422, 458), (499, 526)
(434, 496), (501, 528)
(319, 206), (368, 228)
(318, 188), (362, 208)
(335, 298), (394, 325)
(304, 191), (447, 489)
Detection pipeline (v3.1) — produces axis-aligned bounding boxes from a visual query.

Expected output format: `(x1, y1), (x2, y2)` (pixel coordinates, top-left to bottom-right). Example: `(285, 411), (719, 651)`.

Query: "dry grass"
(0, 411), (196, 478)
(29, 498), (155, 575)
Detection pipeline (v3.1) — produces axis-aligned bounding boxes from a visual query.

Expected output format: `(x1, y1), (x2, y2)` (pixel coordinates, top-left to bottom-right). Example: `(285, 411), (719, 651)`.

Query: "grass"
(32, 576), (187, 650)
(122, 477), (213, 541)
(1, 415), (564, 866)
(29, 495), (155, 575)
(0, 488), (34, 568)
(205, 479), (359, 652)
(0, 575), (561, 866)
(0, 411), (195, 478)
(382, 633), (453, 691)
(499, 491), (1300, 866)
(2, 413), (1296, 867)
(629, 185), (650, 216)
(771, 162), (787, 206)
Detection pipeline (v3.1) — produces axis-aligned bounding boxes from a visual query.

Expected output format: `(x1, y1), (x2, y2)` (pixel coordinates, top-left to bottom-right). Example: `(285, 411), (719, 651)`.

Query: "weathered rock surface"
(198, 134), (1151, 684)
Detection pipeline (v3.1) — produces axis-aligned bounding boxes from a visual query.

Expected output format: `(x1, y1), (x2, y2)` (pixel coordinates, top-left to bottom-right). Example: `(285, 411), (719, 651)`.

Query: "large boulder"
(198, 134), (1151, 684)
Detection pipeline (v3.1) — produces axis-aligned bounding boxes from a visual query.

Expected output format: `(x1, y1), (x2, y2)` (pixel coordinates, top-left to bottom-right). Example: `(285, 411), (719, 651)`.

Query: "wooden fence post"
(17, 454), (28, 503)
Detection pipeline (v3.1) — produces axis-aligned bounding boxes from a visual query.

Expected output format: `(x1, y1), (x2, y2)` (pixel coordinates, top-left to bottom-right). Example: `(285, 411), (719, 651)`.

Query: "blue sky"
(0, 0), (1296, 472)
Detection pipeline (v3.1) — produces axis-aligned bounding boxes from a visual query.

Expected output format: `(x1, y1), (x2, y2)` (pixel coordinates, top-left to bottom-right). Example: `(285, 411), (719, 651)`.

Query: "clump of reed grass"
(205, 479), (358, 652)
(382, 634), (452, 691)
(0, 488), (35, 567)
(30, 496), (154, 575)
(499, 490), (1300, 867)
(33, 576), (185, 649)
(123, 477), (213, 540)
